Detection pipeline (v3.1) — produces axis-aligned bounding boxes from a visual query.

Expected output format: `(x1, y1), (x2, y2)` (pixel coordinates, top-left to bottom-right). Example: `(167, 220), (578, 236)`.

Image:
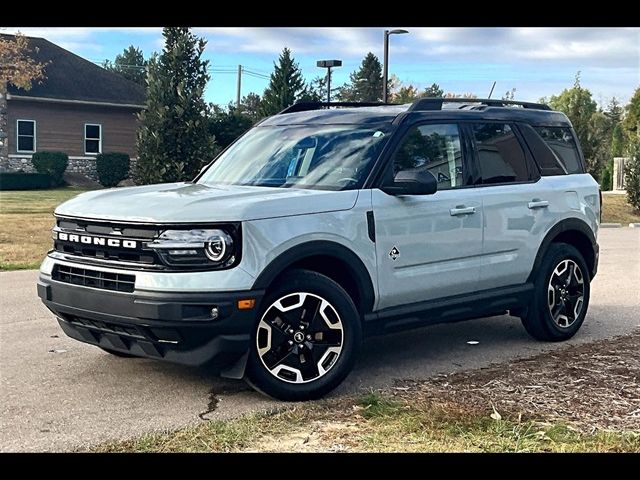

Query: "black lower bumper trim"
(38, 274), (264, 369)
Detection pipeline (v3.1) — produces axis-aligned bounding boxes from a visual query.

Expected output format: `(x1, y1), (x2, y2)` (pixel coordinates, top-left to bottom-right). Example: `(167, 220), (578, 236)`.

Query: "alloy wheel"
(256, 292), (344, 384)
(547, 259), (585, 328)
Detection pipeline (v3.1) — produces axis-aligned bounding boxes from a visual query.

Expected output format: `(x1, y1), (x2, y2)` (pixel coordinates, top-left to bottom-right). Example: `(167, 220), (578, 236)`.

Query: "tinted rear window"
(472, 123), (529, 185)
(535, 127), (583, 174)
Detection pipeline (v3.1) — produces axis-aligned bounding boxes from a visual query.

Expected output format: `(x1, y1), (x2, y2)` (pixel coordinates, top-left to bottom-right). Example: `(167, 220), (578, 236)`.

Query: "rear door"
(372, 122), (483, 310)
(469, 122), (547, 288)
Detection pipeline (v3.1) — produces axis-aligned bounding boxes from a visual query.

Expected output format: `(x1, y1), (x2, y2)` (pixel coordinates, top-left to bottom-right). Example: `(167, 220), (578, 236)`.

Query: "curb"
(600, 223), (622, 228)
(630, 223), (640, 228)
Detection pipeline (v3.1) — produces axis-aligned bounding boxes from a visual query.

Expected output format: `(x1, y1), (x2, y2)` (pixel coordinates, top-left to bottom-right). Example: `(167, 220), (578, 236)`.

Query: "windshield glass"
(197, 124), (390, 190)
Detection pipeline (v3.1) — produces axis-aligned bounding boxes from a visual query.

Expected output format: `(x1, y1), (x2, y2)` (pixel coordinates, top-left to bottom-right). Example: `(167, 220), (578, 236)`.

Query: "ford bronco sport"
(38, 98), (600, 400)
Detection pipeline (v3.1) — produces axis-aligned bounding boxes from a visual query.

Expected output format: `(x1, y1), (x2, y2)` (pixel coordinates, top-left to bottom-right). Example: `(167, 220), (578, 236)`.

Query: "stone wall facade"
(0, 86), (8, 170)
(2, 155), (137, 181)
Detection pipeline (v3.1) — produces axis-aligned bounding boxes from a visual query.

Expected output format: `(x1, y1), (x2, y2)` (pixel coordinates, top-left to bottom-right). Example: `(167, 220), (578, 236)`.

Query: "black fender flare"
(252, 240), (376, 314)
(221, 241), (376, 381)
(527, 218), (598, 283)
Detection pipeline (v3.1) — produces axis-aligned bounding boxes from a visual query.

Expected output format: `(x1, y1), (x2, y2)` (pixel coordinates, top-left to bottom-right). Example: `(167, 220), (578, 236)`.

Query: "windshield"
(197, 124), (390, 190)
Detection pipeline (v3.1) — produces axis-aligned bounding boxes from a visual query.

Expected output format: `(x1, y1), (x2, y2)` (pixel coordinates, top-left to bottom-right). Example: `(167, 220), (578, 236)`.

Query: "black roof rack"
(407, 97), (551, 111)
(278, 101), (393, 115)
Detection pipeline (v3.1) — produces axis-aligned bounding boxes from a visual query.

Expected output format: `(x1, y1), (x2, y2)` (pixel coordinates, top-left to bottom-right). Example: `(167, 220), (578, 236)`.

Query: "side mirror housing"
(381, 170), (438, 196)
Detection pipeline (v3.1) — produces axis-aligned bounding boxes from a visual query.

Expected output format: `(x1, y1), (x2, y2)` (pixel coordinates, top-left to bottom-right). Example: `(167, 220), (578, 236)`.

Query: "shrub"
(31, 151), (68, 187)
(0, 172), (52, 190)
(625, 145), (640, 211)
(96, 152), (130, 187)
(600, 160), (613, 191)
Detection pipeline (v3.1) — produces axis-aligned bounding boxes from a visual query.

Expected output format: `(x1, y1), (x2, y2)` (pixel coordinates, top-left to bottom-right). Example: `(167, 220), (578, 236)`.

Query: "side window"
(472, 123), (529, 185)
(17, 120), (36, 153)
(519, 124), (566, 176)
(85, 124), (102, 154)
(534, 126), (583, 174)
(393, 124), (464, 190)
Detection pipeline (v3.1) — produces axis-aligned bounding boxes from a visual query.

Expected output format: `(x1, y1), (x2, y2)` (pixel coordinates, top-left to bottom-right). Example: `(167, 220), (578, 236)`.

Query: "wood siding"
(7, 100), (140, 157)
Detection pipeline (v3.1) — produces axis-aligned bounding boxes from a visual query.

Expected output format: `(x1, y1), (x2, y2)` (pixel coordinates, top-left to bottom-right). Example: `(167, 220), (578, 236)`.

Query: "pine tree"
(135, 27), (217, 185)
(423, 83), (444, 98)
(103, 45), (147, 86)
(259, 48), (306, 117)
(337, 52), (384, 102)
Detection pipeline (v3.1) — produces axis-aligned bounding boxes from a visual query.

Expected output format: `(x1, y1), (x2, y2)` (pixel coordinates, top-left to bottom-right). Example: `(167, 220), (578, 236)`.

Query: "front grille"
(54, 217), (162, 268)
(52, 264), (135, 293)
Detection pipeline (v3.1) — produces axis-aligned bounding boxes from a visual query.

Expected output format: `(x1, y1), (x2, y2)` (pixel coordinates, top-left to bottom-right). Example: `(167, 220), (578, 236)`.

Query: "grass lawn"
(95, 333), (640, 453)
(0, 188), (88, 271)
(601, 194), (640, 224)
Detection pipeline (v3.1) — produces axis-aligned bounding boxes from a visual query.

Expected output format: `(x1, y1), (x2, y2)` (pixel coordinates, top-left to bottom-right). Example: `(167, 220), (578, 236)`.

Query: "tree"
(103, 45), (147, 86)
(611, 124), (626, 157)
(0, 33), (47, 89)
(423, 83), (444, 98)
(239, 92), (263, 122)
(259, 48), (306, 117)
(392, 85), (420, 104)
(135, 27), (217, 185)
(298, 76), (328, 103)
(622, 88), (640, 145)
(336, 52), (384, 102)
(209, 104), (254, 150)
(547, 73), (600, 175)
(502, 88), (517, 101)
(625, 139), (640, 211)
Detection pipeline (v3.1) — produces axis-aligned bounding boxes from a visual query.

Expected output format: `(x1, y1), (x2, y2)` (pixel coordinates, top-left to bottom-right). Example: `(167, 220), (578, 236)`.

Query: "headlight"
(147, 228), (237, 268)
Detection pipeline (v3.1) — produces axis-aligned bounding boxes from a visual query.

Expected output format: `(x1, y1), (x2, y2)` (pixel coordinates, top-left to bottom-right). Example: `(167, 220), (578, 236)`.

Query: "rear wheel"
(245, 269), (361, 401)
(521, 243), (590, 341)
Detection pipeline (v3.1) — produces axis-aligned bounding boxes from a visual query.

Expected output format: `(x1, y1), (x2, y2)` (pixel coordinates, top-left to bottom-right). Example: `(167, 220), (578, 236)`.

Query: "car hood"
(55, 182), (360, 223)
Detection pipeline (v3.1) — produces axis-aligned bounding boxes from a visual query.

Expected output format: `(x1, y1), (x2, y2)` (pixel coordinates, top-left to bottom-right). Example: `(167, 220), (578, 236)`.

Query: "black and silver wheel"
(245, 269), (361, 401)
(521, 243), (590, 341)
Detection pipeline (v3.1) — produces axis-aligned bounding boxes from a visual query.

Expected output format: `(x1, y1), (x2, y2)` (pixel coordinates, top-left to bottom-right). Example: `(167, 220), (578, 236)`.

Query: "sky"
(5, 27), (640, 107)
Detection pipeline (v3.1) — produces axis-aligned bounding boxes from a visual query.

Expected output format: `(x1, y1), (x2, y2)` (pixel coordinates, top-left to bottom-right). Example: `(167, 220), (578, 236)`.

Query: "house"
(0, 34), (145, 179)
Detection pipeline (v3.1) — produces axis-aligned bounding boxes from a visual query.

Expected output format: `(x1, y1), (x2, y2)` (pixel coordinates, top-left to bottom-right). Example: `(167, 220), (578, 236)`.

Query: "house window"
(17, 120), (36, 153)
(85, 124), (102, 154)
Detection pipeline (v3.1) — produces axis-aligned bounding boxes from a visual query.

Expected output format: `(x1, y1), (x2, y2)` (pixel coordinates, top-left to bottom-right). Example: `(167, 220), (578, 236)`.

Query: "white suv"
(38, 98), (600, 400)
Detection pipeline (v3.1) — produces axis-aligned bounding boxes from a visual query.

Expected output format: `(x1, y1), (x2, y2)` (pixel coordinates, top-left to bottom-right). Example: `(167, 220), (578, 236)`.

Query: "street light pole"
(382, 29), (409, 103)
(316, 60), (342, 104)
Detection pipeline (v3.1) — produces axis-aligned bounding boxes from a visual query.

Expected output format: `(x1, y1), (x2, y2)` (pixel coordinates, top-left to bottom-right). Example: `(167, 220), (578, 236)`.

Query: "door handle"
(528, 200), (549, 209)
(450, 206), (476, 216)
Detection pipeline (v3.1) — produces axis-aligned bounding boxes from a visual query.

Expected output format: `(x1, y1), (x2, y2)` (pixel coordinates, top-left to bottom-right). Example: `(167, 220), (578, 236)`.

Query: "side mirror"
(381, 170), (438, 196)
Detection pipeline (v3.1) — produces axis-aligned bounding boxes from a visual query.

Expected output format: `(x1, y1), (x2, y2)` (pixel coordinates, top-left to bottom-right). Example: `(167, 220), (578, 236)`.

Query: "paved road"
(1, 229), (638, 452)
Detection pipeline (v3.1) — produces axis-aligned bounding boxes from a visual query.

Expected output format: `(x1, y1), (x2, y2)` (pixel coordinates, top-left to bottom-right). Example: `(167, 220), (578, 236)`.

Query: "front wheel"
(245, 269), (362, 401)
(521, 243), (590, 341)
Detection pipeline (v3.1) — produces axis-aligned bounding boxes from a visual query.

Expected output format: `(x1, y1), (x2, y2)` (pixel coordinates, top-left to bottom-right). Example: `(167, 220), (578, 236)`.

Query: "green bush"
(95, 152), (130, 187)
(625, 145), (640, 211)
(0, 172), (52, 190)
(31, 151), (68, 187)
(600, 160), (613, 191)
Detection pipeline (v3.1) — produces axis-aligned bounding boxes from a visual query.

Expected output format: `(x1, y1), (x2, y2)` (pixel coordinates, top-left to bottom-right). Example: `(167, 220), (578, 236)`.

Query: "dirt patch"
(394, 332), (640, 432)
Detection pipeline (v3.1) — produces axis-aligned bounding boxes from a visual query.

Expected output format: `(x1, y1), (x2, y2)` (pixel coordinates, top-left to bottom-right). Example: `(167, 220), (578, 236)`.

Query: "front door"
(372, 123), (483, 311)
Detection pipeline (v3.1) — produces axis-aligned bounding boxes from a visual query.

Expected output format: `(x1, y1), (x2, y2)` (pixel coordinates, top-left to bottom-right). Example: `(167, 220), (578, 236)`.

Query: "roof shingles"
(2, 34), (146, 106)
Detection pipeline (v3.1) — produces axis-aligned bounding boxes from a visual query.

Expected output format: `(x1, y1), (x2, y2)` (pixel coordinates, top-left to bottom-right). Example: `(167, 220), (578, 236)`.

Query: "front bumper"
(37, 273), (264, 374)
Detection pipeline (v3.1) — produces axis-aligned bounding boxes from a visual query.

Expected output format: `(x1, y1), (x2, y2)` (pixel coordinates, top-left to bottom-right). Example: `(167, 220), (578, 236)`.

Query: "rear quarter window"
(534, 126), (584, 174)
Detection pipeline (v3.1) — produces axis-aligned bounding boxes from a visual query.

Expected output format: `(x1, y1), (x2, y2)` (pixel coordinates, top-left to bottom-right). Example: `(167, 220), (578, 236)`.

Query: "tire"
(100, 347), (137, 358)
(521, 243), (590, 342)
(245, 269), (362, 401)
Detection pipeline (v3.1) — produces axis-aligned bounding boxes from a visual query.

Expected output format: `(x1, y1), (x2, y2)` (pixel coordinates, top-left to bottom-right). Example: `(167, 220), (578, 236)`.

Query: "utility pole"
(236, 65), (242, 108)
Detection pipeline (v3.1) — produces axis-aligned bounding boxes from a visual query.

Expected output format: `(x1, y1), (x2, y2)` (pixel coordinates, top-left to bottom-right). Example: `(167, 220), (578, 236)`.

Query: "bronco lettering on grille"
(57, 232), (137, 249)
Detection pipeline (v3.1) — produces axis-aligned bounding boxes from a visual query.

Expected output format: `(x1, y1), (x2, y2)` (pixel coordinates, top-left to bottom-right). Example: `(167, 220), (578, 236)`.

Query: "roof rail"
(278, 101), (393, 115)
(407, 97), (551, 112)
